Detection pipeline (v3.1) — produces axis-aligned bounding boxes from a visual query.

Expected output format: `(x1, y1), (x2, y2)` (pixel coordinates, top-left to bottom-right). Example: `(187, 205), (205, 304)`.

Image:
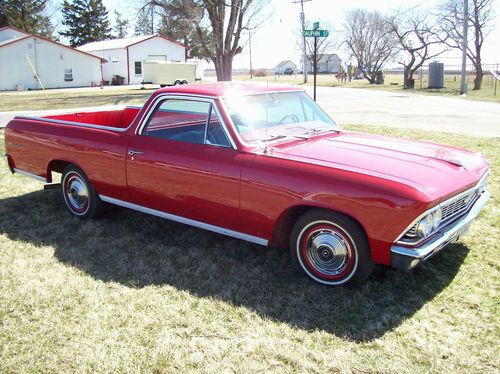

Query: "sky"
(100, 0), (500, 69)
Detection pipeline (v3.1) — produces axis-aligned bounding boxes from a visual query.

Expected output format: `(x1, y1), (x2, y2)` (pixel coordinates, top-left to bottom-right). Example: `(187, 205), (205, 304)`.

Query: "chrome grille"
(441, 191), (476, 222)
(405, 223), (418, 238)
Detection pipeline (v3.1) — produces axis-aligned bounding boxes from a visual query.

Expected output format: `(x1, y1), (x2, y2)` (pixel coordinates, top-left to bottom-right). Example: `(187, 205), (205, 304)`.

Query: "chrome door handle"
(128, 150), (145, 156)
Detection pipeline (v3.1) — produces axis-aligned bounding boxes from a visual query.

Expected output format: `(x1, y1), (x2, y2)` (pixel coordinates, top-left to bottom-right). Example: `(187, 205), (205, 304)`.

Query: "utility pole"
(460, 0), (468, 95)
(293, 0), (311, 83)
(313, 35), (317, 100)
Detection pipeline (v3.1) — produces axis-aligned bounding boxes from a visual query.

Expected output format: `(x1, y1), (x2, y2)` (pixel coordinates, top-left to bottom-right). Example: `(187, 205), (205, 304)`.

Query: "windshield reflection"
(223, 91), (339, 143)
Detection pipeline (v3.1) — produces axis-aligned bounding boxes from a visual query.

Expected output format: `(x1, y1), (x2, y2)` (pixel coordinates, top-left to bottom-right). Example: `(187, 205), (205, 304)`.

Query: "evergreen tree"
(134, 6), (153, 36)
(0, 7), (8, 27)
(113, 10), (129, 38)
(60, 0), (112, 47)
(0, 0), (53, 37)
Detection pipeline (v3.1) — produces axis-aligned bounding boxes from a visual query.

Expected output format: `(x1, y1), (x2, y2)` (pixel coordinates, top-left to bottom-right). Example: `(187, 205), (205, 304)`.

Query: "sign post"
(303, 25), (329, 101)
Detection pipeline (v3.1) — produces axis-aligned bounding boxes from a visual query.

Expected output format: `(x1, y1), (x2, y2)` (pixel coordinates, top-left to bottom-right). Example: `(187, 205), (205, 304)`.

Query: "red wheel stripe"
(300, 224), (356, 280)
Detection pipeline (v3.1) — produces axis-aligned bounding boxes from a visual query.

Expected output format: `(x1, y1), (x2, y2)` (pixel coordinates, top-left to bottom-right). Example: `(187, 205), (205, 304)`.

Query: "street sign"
(303, 29), (329, 37)
(313, 21), (319, 30)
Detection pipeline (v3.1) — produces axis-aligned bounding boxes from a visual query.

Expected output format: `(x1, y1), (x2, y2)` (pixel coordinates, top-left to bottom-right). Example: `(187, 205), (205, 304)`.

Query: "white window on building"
(64, 69), (73, 81)
(147, 55), (167, 61)
(134, 61), (142, 75)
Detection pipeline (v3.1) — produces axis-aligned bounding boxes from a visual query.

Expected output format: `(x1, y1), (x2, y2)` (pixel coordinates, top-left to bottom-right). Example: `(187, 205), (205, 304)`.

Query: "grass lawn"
(0, 126), (499, 373)
(237, 73), (500, 103)
(1, 72), (498, 112)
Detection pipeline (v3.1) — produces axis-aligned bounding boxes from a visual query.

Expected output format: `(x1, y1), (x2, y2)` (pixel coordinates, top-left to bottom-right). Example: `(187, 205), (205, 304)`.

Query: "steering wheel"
(278, 114), (300, 124)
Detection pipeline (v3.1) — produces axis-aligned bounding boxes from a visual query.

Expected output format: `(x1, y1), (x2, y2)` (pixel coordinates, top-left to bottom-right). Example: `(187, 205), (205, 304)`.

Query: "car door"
(125, 96), (243, 231)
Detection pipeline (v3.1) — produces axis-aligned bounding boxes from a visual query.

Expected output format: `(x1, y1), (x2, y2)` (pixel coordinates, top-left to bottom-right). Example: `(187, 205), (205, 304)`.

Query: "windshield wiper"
(307, 127), (340, 135)
(261, 134), (288, 142)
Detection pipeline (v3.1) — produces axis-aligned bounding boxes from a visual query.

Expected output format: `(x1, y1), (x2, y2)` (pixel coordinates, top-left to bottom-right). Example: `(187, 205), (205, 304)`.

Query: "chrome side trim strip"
(99, 195), (269, 246)
(15, 116), (129, 132)
(13, 168), (47, 182)
(391, 189), (490, 260)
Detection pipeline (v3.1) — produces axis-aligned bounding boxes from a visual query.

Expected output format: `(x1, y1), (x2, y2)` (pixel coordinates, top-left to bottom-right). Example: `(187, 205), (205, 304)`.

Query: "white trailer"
(142, 61), (197, 87)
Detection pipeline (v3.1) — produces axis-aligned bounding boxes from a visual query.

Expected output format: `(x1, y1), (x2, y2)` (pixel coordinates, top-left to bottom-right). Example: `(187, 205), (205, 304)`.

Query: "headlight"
(415, 208), (442, 238)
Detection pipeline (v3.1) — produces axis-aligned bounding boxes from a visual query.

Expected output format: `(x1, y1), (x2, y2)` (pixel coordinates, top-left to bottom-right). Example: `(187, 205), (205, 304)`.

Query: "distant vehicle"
(284, 67), (294, 75)
(142, 61), (196, 87)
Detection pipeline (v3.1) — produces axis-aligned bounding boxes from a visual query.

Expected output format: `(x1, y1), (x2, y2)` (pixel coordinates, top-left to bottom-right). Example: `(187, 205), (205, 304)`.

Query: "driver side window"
(143, 99), (232, 147)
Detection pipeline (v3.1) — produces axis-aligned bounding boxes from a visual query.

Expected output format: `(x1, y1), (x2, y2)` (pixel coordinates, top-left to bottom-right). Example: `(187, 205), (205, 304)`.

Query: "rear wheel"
(181, 80), (188, 85)
(290, 210), (374, 287)
(61, 165), (103, 219)
(174, 80), (182, 85)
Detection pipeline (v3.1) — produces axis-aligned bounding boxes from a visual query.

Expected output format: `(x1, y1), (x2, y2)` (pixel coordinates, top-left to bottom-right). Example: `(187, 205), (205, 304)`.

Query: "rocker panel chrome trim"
(99, 195), (269, 246)
(13, 168), (47, 182)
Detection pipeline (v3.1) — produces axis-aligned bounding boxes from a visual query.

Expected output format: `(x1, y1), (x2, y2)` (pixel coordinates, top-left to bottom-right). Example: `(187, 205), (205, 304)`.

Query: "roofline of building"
(79, 34), (188, 52)
(0, 26), (105, 62)
(0, 35), (31, 48)
(127, 34), (187, 49)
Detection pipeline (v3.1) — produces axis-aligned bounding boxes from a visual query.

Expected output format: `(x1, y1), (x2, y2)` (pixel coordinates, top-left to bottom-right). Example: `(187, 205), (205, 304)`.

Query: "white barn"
(275, 60), (297, 74)
(0, 27), (103, 91)
(78, 35), (187, 85)
(301, 53), (343, 74)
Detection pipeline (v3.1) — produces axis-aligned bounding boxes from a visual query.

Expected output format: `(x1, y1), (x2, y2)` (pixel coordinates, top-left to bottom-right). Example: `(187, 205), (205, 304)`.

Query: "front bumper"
(391, 189), (491, 270)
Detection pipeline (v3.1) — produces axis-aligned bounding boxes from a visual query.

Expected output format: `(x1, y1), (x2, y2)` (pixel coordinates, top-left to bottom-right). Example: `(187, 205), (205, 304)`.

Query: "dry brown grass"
(0, 127), (498, 373)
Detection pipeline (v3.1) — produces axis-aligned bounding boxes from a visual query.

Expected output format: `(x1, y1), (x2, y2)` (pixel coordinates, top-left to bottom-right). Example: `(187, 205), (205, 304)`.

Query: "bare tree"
(148, 0), (269, 81)
(387, 11), (446, 88)
(343, 9), (397, 83)
(438, 0), (495, 90)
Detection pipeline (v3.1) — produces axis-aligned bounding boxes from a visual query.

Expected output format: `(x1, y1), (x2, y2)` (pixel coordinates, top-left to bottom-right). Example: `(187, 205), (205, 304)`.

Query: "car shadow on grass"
(0, 189), (470, 342)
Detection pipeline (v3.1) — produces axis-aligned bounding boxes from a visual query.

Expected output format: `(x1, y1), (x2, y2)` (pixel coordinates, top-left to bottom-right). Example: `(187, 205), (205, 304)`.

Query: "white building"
(78, 35), (187, 85)
(275, 60), (297, 74)
(301, 53), (343, 74)
(0, 26), (103, 91)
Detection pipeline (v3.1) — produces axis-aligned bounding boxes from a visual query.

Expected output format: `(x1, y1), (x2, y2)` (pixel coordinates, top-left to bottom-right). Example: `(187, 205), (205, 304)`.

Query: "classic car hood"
(270, 131), (489, 201)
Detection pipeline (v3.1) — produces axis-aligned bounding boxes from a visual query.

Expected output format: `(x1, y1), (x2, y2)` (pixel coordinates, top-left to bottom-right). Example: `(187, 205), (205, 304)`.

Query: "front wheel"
(61, 165), (103, 219)
(290, 210), (374, 287)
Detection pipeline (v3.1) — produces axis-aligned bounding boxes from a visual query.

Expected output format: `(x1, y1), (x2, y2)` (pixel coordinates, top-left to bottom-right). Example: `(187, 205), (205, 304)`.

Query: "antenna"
(264, 96), (269, 154)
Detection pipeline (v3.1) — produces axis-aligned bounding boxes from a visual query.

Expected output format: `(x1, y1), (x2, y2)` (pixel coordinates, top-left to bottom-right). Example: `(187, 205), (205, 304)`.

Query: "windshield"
(223, 91), (339, 143)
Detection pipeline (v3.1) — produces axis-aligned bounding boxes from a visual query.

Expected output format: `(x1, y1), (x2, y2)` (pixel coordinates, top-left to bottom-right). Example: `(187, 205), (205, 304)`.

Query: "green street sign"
(303, 29), (329, 37)
(313, 21), (319, 30)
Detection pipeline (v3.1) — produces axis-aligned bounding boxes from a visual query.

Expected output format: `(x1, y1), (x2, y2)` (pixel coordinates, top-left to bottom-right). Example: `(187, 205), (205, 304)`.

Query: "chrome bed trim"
(14, 116), (129, 132)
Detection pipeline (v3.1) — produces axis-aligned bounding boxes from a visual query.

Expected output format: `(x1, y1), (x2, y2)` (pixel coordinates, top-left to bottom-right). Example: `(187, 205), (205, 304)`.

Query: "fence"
(384, 63), (500, 96)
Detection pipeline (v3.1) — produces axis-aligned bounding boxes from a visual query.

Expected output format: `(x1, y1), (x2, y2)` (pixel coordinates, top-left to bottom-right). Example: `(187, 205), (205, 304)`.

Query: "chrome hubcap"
(306, 230), (351, 276)
(66, 175), (88, 211)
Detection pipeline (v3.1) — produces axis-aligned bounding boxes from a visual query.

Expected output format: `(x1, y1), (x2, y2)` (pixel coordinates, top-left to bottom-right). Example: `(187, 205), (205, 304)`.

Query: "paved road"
(1, 86), (499, 137)
(306, 86), (500, 138)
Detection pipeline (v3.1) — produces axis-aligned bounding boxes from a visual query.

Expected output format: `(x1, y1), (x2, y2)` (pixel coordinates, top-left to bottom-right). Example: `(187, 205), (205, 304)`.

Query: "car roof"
(155, 81), (304, 98)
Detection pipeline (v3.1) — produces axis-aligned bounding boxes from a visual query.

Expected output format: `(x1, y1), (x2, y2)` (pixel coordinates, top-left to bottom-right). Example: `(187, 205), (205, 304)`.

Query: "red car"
(3, 82), (490, 286)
